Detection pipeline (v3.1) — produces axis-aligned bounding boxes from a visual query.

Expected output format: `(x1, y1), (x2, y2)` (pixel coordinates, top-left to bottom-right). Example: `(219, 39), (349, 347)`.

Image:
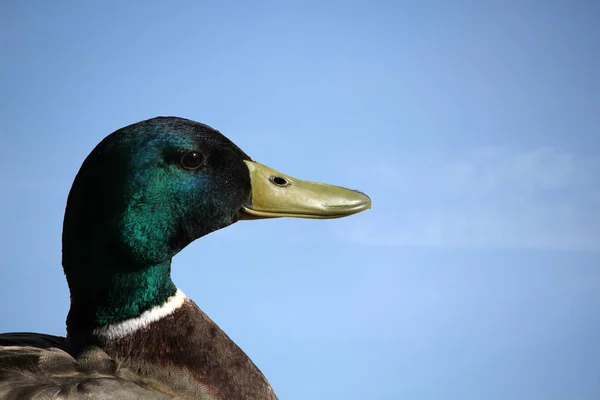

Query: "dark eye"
(269, 176), (290, 187)
(180, 151), (204, 170)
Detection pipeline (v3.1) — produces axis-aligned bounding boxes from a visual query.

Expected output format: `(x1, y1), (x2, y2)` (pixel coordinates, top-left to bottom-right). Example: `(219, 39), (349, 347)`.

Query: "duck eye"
(180, 151), (204, 170)
(269, 176), (290, 187)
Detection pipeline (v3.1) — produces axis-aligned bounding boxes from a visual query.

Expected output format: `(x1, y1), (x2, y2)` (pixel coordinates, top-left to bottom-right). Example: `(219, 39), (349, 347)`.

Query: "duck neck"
(65, 258), (177, 338)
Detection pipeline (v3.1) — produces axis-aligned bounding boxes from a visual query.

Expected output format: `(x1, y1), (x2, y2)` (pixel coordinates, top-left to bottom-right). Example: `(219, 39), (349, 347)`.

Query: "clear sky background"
(1, 1), (599, 399)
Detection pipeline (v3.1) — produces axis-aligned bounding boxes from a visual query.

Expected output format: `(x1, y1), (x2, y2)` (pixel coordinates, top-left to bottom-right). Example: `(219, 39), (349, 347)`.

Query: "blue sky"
(1, 1), (599, 399)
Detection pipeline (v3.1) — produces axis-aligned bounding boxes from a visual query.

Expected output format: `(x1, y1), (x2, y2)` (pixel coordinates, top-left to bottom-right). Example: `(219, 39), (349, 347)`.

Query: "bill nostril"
(269, 176), (290, 187)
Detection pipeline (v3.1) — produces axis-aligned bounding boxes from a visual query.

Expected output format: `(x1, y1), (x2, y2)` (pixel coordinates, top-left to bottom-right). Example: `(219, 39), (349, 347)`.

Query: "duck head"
(62, 117), (370, 334)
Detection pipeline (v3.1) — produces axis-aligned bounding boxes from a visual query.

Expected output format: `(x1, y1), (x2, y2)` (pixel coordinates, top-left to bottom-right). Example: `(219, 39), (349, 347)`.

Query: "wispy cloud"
(340, 146), (600, 251)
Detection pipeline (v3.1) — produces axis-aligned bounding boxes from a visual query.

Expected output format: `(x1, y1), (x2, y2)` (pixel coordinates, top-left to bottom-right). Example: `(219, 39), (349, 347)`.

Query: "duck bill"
(240, 160), (371, 220)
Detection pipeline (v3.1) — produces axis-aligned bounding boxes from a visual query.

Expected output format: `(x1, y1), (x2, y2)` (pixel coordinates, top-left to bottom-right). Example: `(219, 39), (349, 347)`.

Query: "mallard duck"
(0, 117), (371, 399)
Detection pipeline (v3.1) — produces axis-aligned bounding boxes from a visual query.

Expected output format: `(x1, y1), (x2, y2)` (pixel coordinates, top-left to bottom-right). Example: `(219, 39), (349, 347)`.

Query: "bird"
(0, 116), (371, 399)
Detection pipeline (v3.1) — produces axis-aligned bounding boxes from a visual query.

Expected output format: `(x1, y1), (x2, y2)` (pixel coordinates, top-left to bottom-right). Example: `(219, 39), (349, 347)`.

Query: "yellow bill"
(240, 160), (371, 219)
